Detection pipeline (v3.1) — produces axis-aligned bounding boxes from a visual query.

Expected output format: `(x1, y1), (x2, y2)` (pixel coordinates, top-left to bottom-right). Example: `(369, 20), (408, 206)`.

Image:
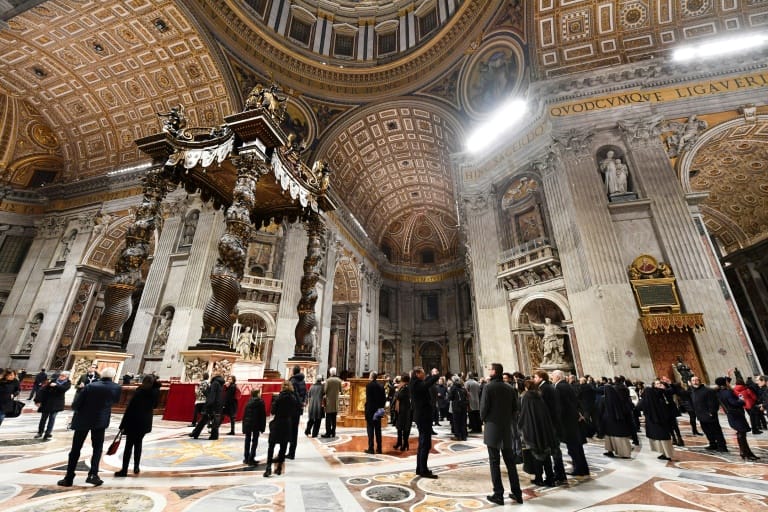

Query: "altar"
(336, 377), (388, 428)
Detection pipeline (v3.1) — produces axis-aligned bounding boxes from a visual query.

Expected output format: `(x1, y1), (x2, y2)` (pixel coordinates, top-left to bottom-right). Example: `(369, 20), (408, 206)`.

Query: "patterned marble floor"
(1, 404), (767, 511)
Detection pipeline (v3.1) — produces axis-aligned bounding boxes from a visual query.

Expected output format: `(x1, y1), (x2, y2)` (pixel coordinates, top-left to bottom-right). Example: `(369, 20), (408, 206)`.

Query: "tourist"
(322, 367), (342, 438)
(534, 370), (567, 484)
(305, 375), (324, 438)
(465, 372), (482, 433)
(599, 380), (635, 459)
(242, 388), (266, 465)
(449, 375), (468, 441)
(263, 380), (298, 477)
(34, 370), (71, 440)
(481, 363), (523, 506)
(716, 375), (759, 461)
(690, 375), (727, 452)
(190, 372), (210, 427)
(364, 371), (386, 454)
(551, 370), (590, 476)
(393, 373), (412, 451)
(58, 367), (121, 487)
(115, 374), (160, 476)
(518, 379), (558, 487)
(189, 370), (225, 440)
(222, 375), (239, 436)
(287, 366), (306, 459)
(28, 368), (47, 401)
(0, 369), (21, 428)
(412, 366), (440, 478)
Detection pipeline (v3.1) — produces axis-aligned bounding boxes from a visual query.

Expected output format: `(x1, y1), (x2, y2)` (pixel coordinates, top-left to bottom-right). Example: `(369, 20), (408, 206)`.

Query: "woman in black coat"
(242, 388), (267, 465)
(115, 375), (160, 476)
(222, 375), (239, 436)
(0, 369), (21, 428)
(263, 381), (298, 477)
(716, 377), (758, 461)
(518, 380), (558, 486)
(637, 381), (675, 461)
(449, 376), (469, 441)
(394, 374), (412, 451)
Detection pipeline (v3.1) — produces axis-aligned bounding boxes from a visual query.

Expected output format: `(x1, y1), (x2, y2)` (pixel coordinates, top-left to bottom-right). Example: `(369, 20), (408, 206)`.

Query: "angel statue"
(530, 317), (567, 367)
(664, 115), (708, 157)
(158, 104), (187, 136)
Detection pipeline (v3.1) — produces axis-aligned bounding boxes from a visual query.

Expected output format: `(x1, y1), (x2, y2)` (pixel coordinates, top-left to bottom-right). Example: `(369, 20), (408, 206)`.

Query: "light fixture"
(672, 33), (768, 62)
(466, 98), (527, 154)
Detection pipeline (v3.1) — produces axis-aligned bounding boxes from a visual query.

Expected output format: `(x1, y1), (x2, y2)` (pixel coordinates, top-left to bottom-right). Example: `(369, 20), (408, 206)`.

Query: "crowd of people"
(1, 362), (766, 502)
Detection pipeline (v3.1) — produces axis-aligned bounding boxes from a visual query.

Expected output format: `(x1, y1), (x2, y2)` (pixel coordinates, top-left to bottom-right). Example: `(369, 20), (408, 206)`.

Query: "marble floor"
(1, 404), (767, 511)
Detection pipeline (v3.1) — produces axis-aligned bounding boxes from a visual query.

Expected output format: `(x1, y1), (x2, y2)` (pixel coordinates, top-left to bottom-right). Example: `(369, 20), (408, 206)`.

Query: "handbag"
(106, 429), (123, 455)
(6, 400), (24, 418)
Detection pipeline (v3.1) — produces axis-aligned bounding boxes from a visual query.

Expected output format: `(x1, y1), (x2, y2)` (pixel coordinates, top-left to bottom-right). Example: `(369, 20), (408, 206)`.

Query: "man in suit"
(690, 375), (728, 452)
(481, 363), (523, 505)
(552, 369), (590, 476)
(35, 370), (71, 440)
(364, 371), (386, 454)
(58, 367), (121, 487)
(322, 367), (342, 438)
(412, 366), (440, 478)
(29, 368), (48, 401)
(465, 372), (482, 433)
(534, 370), (568, 484)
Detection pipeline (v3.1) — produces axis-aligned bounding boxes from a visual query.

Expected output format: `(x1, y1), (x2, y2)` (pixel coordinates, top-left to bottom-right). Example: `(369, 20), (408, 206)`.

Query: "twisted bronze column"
(292, 212), (326, 360)
(90, 170), (169, 350)
(196, 152), (265, 349)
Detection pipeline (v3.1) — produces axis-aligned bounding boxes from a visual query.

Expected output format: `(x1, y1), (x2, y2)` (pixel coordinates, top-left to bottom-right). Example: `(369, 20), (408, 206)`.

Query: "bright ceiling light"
(466, 99), (527, 154)
(672, 33), (768, 62)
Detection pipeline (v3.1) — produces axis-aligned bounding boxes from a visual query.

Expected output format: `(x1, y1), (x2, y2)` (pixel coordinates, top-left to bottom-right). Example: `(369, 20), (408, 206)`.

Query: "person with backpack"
(242, 388), (266, 465)
(449, 375), (469, 441)
(287, 366), (307, 459)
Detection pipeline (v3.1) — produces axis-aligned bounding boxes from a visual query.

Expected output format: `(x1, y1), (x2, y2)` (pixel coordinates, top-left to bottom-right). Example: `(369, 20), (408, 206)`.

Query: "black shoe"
(431, 430), (438, 435)
(532, 478), (545, 486)
(286, 454), (295, 460)
(209, 436), (218, 440)
(509, 490), (524, 504)
(603, 451), (615, 458)
(263, 465), (272, 477)
(114, 470), (128, 477)
(555, 479), (568, 486)
(227, 431), (235, 436)
(393, 444), (401, 450)
(658, 454), (671, 460)
(364, 448), (375, 454)
(34, 433), (43, 439)
(188, 433), (197, 438)
(376, 448), (382, 454)
(86, 474), (103, 486)
(57, 478), (73, 487)
(418, 471), (438, 479)
(134, 467), (140, 475)
(321, 434), (331, 438)
(189, 423), (196, 427)
(487, 495), (504, 506)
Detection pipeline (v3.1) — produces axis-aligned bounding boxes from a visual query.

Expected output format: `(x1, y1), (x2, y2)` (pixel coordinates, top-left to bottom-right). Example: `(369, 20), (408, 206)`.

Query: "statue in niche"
(149, 309), (173, 355)
(236, 326), (254, 360)
(530, 317), (567, 367)
(180, 211), (199, 247)
(599, 150), (630, 196)
(58, 230), (77, 263)
(20, 315), (42, 354)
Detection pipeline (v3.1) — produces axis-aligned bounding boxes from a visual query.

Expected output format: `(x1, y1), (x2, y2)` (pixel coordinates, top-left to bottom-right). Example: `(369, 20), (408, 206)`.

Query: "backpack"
(456, 386), (469, 408)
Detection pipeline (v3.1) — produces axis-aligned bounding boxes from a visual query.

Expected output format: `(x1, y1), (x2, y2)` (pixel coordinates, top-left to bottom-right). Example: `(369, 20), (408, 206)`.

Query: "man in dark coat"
(190, 371), (225, 440)
(412, 366), (440, 478)
(552, 370), (590, 476)
(29, 368), (48, 401)
(35, 370), (71, 440)
(534, 370), (567, 484)
(364, 371), (386, 453)
(58, 367), (121, 487)
(481, 363), (523, 506)
(76, 363), (100, 391)
(287, 365), (307, 459)
(690, 375), (727, 452)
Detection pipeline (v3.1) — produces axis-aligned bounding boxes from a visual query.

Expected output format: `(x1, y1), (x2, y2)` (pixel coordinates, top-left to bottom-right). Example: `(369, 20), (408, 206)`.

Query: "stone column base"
(70, 350), (133, 382)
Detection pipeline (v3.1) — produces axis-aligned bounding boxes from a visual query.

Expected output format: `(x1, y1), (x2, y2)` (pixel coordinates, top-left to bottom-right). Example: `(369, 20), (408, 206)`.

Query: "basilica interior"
(1, 1), (768, 510)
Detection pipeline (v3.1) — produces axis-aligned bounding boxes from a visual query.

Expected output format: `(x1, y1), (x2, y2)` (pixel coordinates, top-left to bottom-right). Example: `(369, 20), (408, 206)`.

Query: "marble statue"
(150, 310), (173, 355)
(665, 115), (708, 157)
(599, 150), (629, 196)
(236, 326), (254, 360)
(531, 317), (567, 367)
(185, 357), (205, 381)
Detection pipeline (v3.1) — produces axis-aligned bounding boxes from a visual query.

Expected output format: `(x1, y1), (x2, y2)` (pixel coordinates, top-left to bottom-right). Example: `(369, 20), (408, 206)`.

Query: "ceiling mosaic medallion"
(460, 37), (524, 119)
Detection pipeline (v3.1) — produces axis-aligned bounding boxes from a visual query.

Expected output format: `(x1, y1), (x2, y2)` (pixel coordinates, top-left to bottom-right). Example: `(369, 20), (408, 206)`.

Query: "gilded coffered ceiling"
(689, 118), (768, 252)
(532, 0), (767, 78)
(0, 0), (234, 185)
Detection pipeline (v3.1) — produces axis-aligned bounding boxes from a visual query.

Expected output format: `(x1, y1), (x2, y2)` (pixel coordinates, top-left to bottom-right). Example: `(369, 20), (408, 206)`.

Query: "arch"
(332, 258), (361, 304)
(418, 340), (444, 372)
(509, 291), (571, 330)
(82, 214), (158, 272)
